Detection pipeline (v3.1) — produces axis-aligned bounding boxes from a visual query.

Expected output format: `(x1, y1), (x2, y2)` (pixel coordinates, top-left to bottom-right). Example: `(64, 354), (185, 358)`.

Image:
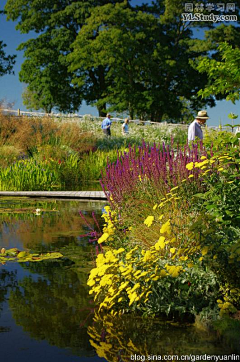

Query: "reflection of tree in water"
(88, 312), (234, 361)
(8, 260), (97, 358)
(0, 268), (17, 332)
(0, 199), (103, 250)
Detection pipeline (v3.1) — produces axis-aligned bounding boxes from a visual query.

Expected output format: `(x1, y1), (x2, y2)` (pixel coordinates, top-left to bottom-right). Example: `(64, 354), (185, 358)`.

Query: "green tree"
(5, 0), (239, 119)
(68, 1), (215, 121)
(5, 0), (126, 114)
(196, 42), (240, 103)
(0, 40), (15, 77)
(18, 33), (82, 113)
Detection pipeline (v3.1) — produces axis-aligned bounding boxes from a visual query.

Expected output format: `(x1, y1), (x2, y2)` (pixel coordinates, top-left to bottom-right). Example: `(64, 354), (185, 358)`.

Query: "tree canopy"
(5, 0), (126, 114)
(4, 0), (240, 120)
(197, 42), (240, 104)
(68, 1), (215, 120)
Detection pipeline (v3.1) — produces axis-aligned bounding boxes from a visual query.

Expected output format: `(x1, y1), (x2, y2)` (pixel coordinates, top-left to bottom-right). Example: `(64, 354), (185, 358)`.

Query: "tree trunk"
(98, 104), (107, 117)
(129, 103), (134, 120)
(151, 109), (163, 122)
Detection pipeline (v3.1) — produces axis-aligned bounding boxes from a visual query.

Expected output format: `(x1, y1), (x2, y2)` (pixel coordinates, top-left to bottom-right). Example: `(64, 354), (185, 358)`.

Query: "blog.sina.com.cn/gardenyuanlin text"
(130, 354), (240, 362)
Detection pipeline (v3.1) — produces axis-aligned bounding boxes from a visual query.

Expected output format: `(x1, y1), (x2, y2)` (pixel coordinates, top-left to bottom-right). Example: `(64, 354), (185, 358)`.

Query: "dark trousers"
(103, 128), (111, 136)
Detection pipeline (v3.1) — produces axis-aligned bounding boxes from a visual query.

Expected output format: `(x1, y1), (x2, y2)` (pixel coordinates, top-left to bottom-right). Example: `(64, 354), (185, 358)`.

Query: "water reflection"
(0, 198), (104, 251)
(0, 198), (105, 361)
(0, 268), (17, 333)
(0, 198), (238, 361)
(88, 313), (235, 361)
(8, 260), (96, 358)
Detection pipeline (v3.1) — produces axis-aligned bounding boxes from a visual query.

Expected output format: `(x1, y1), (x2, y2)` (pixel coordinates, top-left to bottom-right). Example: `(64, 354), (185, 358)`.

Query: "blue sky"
(0, 0), (239, 126)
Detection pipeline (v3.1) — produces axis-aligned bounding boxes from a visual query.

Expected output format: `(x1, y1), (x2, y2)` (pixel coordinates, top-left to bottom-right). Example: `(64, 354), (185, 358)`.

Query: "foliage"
(0, 40), (16, 76)
(196, 43), (240, 103)
(69, 1), (215, 120)
(0, 158), (61, 190)
(0, 114), (97, 156)
(95, 122), (188, 150)
(4, 0), (124, 114)
(183, 151), (240, 297)
(0, 145), (23, 167)
(18, 34), (83, 113)
(0, 113), (189, 189)
(5, 0), (221, 118)
(0, 154), (84, 191)
(203, 128), (240, 150)
(78, 149), (121, 182)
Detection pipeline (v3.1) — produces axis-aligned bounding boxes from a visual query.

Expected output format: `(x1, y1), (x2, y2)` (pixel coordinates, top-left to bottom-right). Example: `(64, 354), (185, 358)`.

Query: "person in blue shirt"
(122, 118), (129, 135)
(101, 113), (112, 136)
(188, 110), (209, 142)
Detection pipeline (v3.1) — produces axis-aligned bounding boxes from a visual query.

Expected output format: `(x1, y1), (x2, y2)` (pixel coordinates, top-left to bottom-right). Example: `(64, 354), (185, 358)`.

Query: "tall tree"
(5, 0), (240, 118)
(68, 1), (215, 121)
(5, 0), (125, 113)
(18, 32), (82, 113)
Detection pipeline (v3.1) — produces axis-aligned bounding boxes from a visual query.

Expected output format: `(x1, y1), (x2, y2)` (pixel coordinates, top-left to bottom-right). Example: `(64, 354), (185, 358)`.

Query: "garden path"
(0, 191), (107, 200)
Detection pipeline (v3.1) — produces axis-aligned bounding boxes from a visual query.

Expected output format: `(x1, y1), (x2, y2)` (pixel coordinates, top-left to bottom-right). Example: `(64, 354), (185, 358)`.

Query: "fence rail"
(0, 108), (235, 132)
(0, 108), (188, 126)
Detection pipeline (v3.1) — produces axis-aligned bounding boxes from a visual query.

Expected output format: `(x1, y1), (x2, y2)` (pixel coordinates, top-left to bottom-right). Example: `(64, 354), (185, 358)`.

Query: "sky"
(0, 0), (239, 126)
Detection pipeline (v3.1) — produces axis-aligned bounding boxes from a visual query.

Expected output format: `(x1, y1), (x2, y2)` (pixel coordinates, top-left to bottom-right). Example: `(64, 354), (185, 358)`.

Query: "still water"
(0, 198), (238, 362)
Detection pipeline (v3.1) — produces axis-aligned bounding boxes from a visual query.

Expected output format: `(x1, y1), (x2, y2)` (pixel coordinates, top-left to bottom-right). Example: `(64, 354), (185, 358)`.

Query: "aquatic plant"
(0, 158), (61, 190)
(0, 248), (63, 263)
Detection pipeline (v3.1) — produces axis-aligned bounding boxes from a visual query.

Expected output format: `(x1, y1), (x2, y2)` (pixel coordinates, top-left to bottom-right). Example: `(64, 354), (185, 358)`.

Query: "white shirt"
(188, 120), (203, 141)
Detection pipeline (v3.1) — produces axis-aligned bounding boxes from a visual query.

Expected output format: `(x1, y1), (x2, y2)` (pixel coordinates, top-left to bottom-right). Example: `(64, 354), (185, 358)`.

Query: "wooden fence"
(0, 108), (188, 127)
(0, 108), (233, 132)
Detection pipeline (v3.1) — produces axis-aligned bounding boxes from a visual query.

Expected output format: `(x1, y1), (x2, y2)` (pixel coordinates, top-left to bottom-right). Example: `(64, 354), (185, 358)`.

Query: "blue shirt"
(101, 117), (112, 129)
(122, 123), (129, 134)
(188, 120), (203, 141)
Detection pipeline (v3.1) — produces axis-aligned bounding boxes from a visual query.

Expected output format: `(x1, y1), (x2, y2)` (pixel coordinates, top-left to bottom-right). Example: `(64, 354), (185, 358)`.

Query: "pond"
(0, 197), (238, 362)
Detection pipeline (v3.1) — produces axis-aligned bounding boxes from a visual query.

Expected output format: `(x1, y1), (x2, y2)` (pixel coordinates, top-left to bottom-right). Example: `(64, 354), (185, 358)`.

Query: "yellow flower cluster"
(143, 194), (214, 264)
(217, 300), (237, 315)
(217, 286), (240, 316)
(185, 154), (233, 178)
(88, 219), (186, 312)
(98, 206), (118, 244)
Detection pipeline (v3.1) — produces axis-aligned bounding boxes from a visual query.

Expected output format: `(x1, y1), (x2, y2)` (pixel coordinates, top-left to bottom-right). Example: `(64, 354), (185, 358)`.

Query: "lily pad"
(0, 248), (63, 264)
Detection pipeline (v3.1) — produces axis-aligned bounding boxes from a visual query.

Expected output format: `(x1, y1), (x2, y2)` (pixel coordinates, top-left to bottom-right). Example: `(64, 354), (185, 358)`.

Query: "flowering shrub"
(100, 140), (208, 205)
(88, 217), (220, 317)
(88, 144), (240, 318)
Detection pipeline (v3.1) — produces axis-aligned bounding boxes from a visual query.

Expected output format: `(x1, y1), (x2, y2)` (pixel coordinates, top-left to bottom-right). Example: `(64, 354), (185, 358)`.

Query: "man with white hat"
(188, 110), (209, 142)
